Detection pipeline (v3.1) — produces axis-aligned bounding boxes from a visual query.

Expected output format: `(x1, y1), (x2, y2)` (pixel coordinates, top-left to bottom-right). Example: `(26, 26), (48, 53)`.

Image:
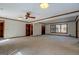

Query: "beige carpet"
(0, 35), (79, 55)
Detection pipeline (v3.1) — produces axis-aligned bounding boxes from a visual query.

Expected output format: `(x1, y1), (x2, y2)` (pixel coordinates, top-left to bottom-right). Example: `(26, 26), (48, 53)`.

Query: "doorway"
(77, 20), (79, 38)
(41, 24), (45, 35)
(0, 21), (4, 38)
(26, 24), (33, 36)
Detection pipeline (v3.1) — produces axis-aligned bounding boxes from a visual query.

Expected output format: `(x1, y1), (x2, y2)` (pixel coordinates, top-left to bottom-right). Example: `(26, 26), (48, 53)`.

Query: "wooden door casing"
(41, 24), (45, 35)
(0, 22), (4, 37)
(26, 24), (33, 36)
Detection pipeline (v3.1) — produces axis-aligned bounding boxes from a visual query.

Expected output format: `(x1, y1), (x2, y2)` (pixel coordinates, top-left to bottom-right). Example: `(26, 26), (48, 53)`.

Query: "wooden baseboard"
(45, 34), (76, 38)
(3, 36), (26, 39)
(32, 35), (42, 37)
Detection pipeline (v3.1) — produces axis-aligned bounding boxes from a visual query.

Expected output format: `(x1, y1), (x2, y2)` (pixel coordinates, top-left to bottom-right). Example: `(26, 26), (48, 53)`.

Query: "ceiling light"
(40, 3), (49, 9)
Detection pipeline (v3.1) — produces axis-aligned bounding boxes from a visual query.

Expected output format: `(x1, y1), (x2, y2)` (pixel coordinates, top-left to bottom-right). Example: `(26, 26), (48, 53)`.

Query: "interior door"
(0, 22), (4, 37)
(78, 21), (79, 38)
(26, 24), (30, 36)
(42, 24), (45, 35)
(30, 24), (33, 35)
(26, 24), (33, 36)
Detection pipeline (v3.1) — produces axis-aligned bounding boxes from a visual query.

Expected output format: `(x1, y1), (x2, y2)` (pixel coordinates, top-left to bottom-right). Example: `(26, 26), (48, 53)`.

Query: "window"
(56, 25), (61, 32)
(61, 24), (67, 33)
(50, 24), (67, 33)
(50, 25), (56, 33)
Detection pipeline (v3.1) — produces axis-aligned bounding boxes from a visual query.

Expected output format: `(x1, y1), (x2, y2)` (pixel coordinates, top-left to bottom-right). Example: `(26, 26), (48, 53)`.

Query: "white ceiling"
(41, 16), (76, 23)
(0, 3), (79, 22)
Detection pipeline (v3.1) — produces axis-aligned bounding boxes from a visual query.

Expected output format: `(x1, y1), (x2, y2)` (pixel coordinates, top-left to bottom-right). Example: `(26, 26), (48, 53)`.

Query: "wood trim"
(76, 20), (78, 38)
(0, 10), (79, 23)
(0, 20), (4, 22)
(41, 24), (45, 35)
(42, 20), (75, 25)
(3, 21), (5, 38)
(31, 10), (79, 23)
(75, 16), (79, 22)
(77, 21), (79, 38)
(75, 16), (79, 38)
(3, 36), (26, 39)
(0, 17), (30, 23)
(45, 34), (76, 38)
(0, 20), (4, 38)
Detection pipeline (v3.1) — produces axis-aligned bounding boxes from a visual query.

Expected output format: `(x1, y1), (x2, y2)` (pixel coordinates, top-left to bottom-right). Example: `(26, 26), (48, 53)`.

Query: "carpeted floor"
(0, 35), (79, 55)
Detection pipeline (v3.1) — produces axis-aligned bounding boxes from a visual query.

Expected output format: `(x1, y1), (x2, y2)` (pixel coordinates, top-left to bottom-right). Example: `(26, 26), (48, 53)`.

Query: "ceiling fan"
(25, 11), (36, 19)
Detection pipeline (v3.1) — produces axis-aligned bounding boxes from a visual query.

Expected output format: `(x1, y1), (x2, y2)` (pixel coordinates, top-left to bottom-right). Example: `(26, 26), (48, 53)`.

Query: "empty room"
(0, 3), (79, 55)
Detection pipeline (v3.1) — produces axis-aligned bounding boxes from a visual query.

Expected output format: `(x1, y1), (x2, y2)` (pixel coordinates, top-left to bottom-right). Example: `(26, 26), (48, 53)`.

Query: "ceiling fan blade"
(29, 16), (36, 19)
(27, 12), (30, 16)
(25, 17), (28, 19)
(25, 15), (29, 19)
(25, 11), (36, 19)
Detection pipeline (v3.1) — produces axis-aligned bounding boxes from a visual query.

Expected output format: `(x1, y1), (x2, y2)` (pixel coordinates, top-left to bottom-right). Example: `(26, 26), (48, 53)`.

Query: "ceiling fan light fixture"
(40, 3), (49, 9)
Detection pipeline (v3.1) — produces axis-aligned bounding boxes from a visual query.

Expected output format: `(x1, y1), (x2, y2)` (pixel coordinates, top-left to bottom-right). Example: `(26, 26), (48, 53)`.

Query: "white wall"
(4, 20), (26, 38)
(0, 18), (26, 38)
(45, 24), (50, 34)
(33, 23), (41, 36)
(68, 22), (76, 37)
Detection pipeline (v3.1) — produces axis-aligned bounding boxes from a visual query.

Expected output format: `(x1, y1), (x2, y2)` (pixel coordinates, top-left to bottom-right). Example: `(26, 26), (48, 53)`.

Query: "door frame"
(0, 20), (4, 38)
(26, 24), (33, 36)
(76, 18), (79, 38)
(41, 24), (45, 35)
(77, 20), (79, 38)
